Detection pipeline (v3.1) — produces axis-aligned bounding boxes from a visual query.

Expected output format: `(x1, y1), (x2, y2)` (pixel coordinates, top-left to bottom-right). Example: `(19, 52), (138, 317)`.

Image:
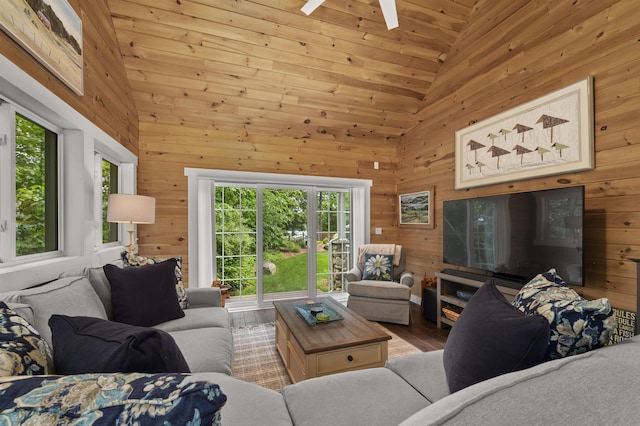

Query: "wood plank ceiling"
(107, 0), (476, 144)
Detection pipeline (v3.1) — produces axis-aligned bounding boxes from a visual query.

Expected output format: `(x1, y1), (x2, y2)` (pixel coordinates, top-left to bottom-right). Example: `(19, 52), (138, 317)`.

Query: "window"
(215, 186), (257, 298)
(0, 102), (61, 263)
(0, 56), (139, 290)
(95, 154), (119, 245)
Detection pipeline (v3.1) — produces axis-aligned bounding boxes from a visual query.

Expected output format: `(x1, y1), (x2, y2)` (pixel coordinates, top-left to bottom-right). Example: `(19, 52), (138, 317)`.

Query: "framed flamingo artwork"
(454, 77), (594, 190)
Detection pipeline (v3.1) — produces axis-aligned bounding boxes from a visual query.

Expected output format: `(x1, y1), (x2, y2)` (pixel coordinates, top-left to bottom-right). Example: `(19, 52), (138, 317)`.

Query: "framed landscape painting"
(399, 189), (433, 228)
(0, 0), (83, 95)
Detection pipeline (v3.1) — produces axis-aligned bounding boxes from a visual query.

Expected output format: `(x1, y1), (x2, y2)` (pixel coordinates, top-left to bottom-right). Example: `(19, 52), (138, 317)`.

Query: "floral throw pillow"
(362, 253), (394, 281)
(512, 269), (617, 360)
(0, 373), (226, 425)
(121, 252), (189, 309)
(0, 302), (54, 376)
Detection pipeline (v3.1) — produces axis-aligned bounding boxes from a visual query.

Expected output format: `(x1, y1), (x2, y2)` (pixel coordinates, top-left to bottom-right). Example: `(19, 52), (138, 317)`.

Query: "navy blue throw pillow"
(49, 315), (190, 375)
(443, 279), (550, 393)
(103, 259), (185, 327)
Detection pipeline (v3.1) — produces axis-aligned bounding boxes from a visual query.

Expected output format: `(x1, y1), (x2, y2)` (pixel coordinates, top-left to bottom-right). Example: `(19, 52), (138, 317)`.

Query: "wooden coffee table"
(273, 297), (391, 383)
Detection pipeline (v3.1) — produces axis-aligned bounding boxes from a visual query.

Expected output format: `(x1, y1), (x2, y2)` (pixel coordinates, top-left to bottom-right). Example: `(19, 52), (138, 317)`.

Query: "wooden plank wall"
(0, 0), (138, 153)
(398, 0), (640, 311)
(4, 0), (638, 310)
(136, 122), (398, 284)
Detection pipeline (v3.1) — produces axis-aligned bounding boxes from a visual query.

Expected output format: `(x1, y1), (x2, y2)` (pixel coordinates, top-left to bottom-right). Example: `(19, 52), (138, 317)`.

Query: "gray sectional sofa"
(160, 333), (640, 425)
(2, 263), (639, 425)
(0, 265), (234, 375)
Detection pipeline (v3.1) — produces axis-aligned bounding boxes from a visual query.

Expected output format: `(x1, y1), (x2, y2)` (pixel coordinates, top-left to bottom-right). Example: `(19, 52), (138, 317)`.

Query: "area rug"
(231, 322), (419, 391)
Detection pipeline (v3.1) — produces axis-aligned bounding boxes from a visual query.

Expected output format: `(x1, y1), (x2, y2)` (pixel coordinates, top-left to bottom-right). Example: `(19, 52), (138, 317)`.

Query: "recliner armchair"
(346, 244), (415, 325)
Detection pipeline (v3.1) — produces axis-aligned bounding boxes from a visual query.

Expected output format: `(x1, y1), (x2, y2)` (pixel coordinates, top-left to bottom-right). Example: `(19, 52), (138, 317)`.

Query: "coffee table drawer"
(316, 343), (384, 375)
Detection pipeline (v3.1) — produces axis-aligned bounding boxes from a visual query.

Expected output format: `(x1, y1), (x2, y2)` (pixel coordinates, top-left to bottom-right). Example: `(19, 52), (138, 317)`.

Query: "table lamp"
(107, 194), (156, 256)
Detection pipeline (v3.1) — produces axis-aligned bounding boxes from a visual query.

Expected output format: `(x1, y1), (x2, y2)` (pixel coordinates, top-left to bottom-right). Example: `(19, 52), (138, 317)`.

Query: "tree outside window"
(15, 114), (58, 256)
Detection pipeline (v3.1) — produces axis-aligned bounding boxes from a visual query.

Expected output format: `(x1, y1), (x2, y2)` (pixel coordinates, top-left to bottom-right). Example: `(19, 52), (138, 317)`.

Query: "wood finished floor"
(229, 302), (449, 352)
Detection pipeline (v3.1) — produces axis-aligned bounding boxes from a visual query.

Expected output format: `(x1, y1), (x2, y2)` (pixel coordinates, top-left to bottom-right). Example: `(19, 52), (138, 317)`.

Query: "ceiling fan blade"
(379, 0), (399, 29)
(301, 0), (326, 15)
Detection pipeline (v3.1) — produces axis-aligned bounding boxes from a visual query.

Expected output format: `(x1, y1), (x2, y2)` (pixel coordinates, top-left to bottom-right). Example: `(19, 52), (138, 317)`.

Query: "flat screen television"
(443, 186), (584, 286)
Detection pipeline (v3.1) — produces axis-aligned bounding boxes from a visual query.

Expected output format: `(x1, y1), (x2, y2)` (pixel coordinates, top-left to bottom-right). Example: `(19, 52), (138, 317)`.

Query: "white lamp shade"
(107, 194), (156, 224)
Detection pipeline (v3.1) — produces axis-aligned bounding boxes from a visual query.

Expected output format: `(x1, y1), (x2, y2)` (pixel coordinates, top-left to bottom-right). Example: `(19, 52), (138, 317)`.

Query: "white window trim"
(0, 101), (64, 264)
(93, 151), (134, 250)
(0, 53), (137, 290)
(184, 168), (372, 288)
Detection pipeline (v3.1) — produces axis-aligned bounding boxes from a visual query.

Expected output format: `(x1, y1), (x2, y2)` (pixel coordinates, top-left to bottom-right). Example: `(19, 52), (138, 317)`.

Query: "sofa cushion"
(49, 315), (190, 375)
(443, 279), (550, 393)
(362, 253), (394, 281)
(122, 252), (189, 309)
(282, 367), (429, 426)
(184, 372), (293, 425)
(0, 277), (108, 346)
(154, 306), (229, 332)
(512, 269), (616, 360)
(104, 260), (185, 327)
(347, 281), (411, 300)
(0, 302), (53, 376)
(169, 328), (234, 374)
(0, 372), (226, 425)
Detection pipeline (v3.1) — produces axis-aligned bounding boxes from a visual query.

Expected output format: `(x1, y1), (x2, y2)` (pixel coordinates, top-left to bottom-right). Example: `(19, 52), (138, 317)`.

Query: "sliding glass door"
(316, 190), (350, 295)
(261, 187), (309, 301)
(215, 186), (257, 300)
(213, 183), (353, 307)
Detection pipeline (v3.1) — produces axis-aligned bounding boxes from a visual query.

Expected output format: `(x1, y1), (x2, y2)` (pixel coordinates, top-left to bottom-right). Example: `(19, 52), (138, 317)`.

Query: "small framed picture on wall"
(399, 188), (433, 228)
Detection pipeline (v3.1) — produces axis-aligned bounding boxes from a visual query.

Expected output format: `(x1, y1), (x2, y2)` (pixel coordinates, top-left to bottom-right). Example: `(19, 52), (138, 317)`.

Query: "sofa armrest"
(386, 350), (450, 403)
(400, 271), (414, 287)
(346, 266), (362, 282)
(186, 287), (222, 308)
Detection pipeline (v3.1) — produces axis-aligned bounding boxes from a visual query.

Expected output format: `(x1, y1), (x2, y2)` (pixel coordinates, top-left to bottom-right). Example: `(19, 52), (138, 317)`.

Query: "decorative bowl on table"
(316, 312), (331, 321)
(310, 306), (323, 317)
